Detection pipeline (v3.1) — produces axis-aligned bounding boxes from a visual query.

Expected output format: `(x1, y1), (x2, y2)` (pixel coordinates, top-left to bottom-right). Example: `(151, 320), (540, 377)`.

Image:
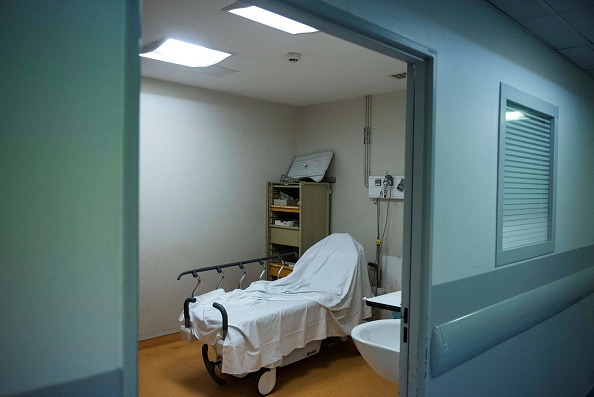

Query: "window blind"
(502, 103), (552, 250)
(497, 83), (557, 266)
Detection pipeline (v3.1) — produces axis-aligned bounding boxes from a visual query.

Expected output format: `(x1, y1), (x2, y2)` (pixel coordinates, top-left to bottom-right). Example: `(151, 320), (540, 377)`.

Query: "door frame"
(248, 1), (436, 395)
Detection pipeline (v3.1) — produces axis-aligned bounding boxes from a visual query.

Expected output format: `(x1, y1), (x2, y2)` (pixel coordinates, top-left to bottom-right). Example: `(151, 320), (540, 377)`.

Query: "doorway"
(136, 1), (435, 396)
(253, 4), (436, 395)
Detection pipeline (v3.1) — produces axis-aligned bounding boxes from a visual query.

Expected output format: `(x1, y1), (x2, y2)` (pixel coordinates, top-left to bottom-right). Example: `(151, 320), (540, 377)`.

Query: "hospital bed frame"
(178, 252), (301, 395)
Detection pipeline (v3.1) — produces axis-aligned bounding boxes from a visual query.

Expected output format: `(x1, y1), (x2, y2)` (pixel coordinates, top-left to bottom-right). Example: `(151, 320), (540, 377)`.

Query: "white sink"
(351, 319), (400, 383)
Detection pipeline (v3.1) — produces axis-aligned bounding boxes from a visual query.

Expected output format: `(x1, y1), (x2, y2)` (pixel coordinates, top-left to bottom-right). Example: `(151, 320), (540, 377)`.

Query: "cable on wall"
(374, 183), (392, 288)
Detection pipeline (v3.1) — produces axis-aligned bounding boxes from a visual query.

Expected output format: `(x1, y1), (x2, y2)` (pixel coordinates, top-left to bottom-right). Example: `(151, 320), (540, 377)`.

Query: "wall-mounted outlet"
(368, 175), (404, 199)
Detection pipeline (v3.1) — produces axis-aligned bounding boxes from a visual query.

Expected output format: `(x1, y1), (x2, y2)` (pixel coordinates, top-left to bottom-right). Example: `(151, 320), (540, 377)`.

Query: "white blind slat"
(502, 213), (549, 223)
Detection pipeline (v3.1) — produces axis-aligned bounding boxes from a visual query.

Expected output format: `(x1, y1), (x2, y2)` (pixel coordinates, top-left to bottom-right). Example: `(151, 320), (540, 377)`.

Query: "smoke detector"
(286, 52), (301, 63)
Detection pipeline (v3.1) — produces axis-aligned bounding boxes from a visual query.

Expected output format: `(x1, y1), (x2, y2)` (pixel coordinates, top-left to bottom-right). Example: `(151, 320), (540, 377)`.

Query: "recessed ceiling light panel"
(227, 5), (318, 35)
(140, 38), (231, 67)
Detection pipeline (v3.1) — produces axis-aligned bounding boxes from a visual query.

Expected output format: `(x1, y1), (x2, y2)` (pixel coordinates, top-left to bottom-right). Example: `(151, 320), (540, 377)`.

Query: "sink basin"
(351, 319), (400, 383)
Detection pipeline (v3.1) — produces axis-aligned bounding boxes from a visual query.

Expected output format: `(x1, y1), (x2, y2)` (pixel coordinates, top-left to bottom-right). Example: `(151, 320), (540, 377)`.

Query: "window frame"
(496, 83), (559, 267)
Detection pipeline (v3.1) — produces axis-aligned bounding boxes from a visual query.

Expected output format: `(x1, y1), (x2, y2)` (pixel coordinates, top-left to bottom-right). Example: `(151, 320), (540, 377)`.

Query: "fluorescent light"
(139, 38), (231, 67)
(505, 111), (526, 121)
(228, 5), (318, 34)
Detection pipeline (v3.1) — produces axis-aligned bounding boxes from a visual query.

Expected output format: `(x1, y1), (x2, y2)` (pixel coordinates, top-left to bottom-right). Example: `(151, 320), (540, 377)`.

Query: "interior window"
(496, 83), (559, 266)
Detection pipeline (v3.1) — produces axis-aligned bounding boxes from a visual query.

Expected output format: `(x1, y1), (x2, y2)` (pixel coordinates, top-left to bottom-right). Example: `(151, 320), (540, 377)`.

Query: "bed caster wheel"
(254, 367), (276, 396)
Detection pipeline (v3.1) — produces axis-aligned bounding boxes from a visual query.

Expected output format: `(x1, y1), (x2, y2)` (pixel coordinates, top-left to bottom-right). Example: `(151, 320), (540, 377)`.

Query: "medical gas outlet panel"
(368, 175), (404, 199)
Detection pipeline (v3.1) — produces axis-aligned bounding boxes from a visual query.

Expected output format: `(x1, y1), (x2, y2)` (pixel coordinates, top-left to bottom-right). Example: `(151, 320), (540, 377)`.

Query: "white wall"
(298, 91), (406, 286)
(298, 92), (406, 258)
(139, 81), (406, 339)
(139, 78), (299, 339)
(0, 0), (138, 395)
(320, 0), (594, 285)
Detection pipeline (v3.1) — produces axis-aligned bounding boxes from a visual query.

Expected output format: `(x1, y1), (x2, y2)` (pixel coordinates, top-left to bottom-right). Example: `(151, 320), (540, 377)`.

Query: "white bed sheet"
(180, 233), (373, 375)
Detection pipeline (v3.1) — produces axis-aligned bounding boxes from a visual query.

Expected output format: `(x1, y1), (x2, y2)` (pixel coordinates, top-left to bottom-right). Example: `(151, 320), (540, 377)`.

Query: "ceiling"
(140, 0), (408, 107)
(484, 0), (594, 77)
(141, 0), (594, 106)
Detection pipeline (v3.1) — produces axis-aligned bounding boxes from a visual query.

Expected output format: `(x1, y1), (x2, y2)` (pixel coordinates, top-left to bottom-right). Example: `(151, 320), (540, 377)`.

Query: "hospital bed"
(177, 233), (373, 395)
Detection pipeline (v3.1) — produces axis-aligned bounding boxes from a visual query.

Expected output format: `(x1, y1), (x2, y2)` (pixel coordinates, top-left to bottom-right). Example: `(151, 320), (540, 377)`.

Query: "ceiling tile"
(542, 0), (594, 13)
(559, 45), (594, 69)
(520, 15), (589, 48)
(485, 0), (594, 78)
(485, 0), (551, 20)
(560, 6), (594, 42)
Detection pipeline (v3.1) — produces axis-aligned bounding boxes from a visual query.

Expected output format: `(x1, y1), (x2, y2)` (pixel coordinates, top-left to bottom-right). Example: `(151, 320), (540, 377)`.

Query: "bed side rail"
(199, 302), (229, 387)
(179, 252), (296, 340)
(212, 302), (228, 341)
(176, 252), (296, 280)
(183, 297), (197, 328)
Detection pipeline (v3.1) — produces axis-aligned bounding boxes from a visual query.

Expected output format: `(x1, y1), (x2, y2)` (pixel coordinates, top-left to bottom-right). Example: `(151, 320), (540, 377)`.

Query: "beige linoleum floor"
(138, 335), (398, 397)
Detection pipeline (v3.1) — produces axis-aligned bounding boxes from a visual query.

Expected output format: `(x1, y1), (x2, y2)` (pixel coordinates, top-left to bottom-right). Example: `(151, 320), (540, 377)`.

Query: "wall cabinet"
(266, 181), (330, 279)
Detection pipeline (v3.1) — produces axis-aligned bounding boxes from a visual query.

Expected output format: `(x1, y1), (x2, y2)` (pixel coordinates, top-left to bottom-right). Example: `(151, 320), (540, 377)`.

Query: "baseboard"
(138, 332), (180, 350)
